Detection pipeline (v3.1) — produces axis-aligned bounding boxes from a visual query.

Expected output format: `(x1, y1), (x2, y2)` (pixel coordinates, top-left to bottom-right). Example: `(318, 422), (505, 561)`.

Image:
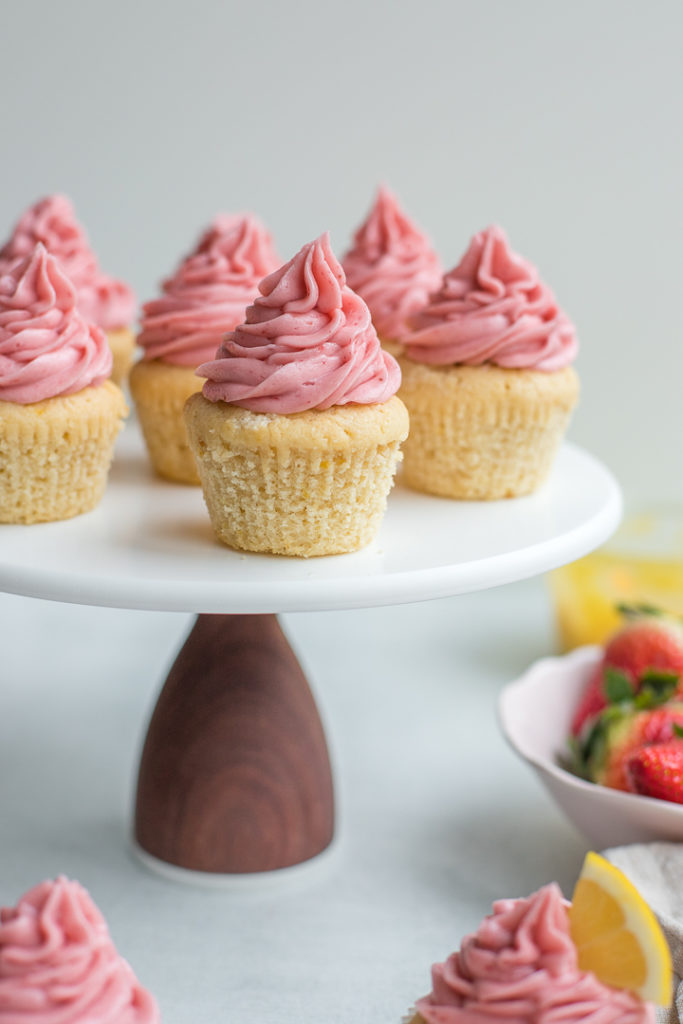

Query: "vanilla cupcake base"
(184, 394), (409, 557)
(106, 327), (136, 386)
(398, 360), (579, 500)
(0, 380), (128, 524)
(129, 360), (203, 484)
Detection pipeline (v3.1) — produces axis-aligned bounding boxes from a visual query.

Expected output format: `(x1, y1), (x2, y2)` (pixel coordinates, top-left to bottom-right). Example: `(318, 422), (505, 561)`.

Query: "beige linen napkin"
(605, 843), (683, 1024)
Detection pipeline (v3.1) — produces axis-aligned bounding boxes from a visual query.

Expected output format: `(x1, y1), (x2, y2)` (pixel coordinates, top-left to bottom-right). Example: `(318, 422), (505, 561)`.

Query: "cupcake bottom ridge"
(129, 359), (203, 484)
(398, 360), (579, 500)
(0, 380), (128, 524)
(184, 394), (409, 557)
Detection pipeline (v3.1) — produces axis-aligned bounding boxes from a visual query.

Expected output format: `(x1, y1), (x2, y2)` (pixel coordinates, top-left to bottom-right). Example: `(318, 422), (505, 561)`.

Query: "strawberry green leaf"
(637, 670), (680, 707)
(604, 667), (635, 704)
(561, 737), (590, 779)
(639, 668), (680, 686)
(616, 602), (663, 620)
(674, 724), (683, 739)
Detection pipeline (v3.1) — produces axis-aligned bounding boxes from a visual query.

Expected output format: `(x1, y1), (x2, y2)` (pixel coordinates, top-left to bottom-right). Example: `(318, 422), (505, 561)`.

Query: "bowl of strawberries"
(498, 607), (683, 848)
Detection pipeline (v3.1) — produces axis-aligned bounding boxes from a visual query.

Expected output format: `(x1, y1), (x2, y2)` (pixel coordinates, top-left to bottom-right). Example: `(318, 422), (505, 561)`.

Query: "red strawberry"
(604, 612), (683, 678)
(624, 741), (683, 804)
(596, 705), (683, 790)
(571, 663), (609, 736)
(571, 609), (683, 736)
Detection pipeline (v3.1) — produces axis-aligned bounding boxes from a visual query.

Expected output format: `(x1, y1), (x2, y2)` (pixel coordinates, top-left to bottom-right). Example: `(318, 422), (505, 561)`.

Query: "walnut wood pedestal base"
(134, 614), (335, 874)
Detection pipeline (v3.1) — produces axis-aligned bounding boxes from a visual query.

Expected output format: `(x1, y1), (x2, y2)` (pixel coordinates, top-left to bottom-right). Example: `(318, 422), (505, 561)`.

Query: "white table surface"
(0, 578), (591, 1023)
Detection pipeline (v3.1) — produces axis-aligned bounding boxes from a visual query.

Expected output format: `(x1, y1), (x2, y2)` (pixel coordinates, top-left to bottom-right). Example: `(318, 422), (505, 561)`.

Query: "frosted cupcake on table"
(0, 244), (127, 524)
(130, 213), (279, 484)
(398, 224), (579, 500)
(407, 882), (656, 1024)
(342, 186), (442, 356)
(0, 876), (159, 1023)
(185, 231), (409, 557)
(0, 194), (137, 385)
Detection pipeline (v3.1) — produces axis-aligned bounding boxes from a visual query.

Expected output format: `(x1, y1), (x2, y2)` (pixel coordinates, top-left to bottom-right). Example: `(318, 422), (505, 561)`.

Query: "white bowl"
(498, 646), (683, 848)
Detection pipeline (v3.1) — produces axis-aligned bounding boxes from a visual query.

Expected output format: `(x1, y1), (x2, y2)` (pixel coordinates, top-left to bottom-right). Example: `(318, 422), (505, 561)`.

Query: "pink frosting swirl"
(0, 244), (112, 403)
(403, 225), (578, 371)
(414, 884), (653, 1024)
(342, 186), (442, 339)
(76, 278), (136, 333)
(0, 195), (136, 331)
(137, 214), (280, 366)
(198, 232), (401, 413)
(0, 876), (159, 1024)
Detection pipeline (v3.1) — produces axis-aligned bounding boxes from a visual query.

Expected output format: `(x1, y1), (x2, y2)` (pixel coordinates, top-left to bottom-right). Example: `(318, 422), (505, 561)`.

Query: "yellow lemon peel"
(568, 851), (672, 1005)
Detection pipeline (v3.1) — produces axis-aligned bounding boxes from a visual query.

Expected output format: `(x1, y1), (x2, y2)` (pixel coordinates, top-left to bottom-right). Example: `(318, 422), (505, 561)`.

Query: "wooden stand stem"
(134, 614), (335, 874)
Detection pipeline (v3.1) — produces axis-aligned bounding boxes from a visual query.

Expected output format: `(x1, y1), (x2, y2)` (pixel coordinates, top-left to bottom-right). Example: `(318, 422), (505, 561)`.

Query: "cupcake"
(398, 225), (579, 500)
(0, 876), (159, 1023)
(130, 213), (279, 484)
(0, 244), (127, 524)
(342, 186), (442, 356)
(0, 194), (137, 385)
(185, 232), (409, 557)
(407, 874), (663, 1024)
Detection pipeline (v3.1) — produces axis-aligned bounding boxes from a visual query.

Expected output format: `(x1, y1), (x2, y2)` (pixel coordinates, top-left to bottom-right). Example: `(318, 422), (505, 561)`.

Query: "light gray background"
(3, 0), (682, 506)
(1, 4), (682, 1022)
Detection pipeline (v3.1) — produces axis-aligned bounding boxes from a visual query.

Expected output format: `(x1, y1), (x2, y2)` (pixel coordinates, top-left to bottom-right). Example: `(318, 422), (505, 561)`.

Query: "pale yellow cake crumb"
(184, 394), (409, 557)
(398, 360), (579, 500)
(106, 327), (136, 386)
(0, 380), (128, 523)
(129, 359), (204, 484)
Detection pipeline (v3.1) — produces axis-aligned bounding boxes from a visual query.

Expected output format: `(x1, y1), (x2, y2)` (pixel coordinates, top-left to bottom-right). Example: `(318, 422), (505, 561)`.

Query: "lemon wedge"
(568, 851), (672, 1005)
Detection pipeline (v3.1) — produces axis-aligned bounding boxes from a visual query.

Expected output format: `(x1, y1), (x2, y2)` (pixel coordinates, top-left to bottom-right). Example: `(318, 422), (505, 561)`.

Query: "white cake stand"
(0, 423), (621, 878)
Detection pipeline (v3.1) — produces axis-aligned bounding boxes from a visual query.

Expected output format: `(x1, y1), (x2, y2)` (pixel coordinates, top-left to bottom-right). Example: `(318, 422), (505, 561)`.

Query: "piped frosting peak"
(403, 225), (578, 370)
(191, 213), (279, 277)
(0, 244), (112, 403)
(342, 186), (442, 339)
(414, 884), (652, 1024)
(0, 194), (136, 331)
(137, 213), (280, 366)
(0, 876), (159, 1024)
(199, 232), (401, 413)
